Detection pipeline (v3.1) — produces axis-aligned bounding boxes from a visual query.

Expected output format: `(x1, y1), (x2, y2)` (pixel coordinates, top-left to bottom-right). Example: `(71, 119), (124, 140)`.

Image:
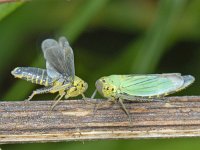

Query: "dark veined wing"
(118, 74), (186, 99)
(41, 37), (75, 80)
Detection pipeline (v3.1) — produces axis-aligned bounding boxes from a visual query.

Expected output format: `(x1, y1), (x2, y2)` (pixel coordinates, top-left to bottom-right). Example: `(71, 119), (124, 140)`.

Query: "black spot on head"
(111, 88), (114, 91)
(102, 79), (106, 83)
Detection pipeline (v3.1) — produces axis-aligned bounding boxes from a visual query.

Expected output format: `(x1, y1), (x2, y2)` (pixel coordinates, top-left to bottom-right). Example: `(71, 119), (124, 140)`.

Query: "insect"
(94, 73), (195, 116)
(11, 36), (88, 109)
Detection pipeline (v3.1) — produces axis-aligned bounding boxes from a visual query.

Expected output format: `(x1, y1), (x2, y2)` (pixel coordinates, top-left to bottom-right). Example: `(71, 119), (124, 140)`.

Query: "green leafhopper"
(94, 73), (195, 116)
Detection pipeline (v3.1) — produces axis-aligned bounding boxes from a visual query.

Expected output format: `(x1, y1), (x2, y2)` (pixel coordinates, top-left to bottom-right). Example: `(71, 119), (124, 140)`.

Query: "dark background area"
(0, 0), (200, 149)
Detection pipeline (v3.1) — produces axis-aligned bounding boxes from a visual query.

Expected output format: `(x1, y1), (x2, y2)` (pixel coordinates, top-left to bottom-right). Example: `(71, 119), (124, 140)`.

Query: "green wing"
(118, 74), (186, 99)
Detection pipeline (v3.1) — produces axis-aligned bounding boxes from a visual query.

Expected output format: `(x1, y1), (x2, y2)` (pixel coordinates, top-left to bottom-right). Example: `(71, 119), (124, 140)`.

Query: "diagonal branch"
(0, 96), (200, 144)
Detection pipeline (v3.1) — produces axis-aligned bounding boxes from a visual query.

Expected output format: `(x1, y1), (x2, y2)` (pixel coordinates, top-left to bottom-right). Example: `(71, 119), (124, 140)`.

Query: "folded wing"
(119, 74), (193, 98)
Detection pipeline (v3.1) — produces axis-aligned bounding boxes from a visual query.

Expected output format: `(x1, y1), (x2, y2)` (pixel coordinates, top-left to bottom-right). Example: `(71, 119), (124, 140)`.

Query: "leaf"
(0, 2), (23, 21)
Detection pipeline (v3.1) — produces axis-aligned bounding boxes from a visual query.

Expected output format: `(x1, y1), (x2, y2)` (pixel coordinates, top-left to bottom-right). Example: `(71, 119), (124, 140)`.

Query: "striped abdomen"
(11, 67), (54, 86)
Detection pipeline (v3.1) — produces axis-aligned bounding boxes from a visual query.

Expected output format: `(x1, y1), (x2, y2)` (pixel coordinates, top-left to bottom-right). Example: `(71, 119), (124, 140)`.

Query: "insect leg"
(51, 91), (66, 110)
(25, 87), (53, 101)
(81, 93), (86, 99)
(119, 99), (133, 125)
(118, 98), (130, 118)
(91, 89), (97, 99)
(81, 93), (90, 104)
(82, 93), (95, 104)
(54, 94), (60, 100)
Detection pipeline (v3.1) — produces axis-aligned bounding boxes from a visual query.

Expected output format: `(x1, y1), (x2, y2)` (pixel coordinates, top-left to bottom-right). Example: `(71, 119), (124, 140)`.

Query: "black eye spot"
(107, 87), (109, 90)
(102, 80), (106, 83)
(82, 84), (84, 87)
(111, 88), (114, 91)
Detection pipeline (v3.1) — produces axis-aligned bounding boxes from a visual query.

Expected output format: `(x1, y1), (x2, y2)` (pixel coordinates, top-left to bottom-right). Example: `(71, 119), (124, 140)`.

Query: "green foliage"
(0, 2), (23, 21)
(1, 0), (200, 149)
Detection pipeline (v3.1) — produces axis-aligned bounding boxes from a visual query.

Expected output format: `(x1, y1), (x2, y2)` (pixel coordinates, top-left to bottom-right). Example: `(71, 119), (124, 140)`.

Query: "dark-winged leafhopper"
(11, 37), (88, 109)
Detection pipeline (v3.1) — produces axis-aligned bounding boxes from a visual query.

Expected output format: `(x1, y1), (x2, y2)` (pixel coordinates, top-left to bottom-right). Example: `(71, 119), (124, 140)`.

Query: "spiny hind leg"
(118, 99), (130, 117)
(118, 98), (133, 124)
(25, 87), (53, 101)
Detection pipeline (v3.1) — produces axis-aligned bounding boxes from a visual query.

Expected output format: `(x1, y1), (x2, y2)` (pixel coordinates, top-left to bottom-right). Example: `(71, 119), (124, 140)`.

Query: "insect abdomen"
(12, 67), (54, 86)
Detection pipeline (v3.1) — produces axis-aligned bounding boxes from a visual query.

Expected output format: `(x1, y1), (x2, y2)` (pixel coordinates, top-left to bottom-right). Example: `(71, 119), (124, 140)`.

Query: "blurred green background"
(1, 0), (200, 149)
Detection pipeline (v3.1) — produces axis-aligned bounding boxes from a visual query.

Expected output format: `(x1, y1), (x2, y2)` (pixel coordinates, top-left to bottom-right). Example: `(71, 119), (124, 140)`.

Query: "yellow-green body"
(95, 73), (194, 116)
(96, 74), (194, 101)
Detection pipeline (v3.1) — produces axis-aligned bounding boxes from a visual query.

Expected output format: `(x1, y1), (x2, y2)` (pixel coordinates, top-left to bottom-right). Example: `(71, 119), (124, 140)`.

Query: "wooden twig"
(0, 96), (200, 144)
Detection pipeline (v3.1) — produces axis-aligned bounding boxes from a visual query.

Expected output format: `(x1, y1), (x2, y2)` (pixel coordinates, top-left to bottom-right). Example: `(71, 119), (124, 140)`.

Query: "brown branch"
(0, 96), (200, 144)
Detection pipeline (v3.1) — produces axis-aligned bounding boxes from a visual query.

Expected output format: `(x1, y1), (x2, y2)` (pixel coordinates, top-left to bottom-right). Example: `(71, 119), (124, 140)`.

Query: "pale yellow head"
(65, 76), (88, 98)
(95, 77), (117, 99)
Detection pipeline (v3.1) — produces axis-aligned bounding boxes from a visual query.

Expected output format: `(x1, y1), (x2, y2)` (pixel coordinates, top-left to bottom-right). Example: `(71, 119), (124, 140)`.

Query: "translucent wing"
(59, 37), (75, 77)
(46, 62), (61, 79)
(118, 74), (185, 99)
(41, 37), (75, 79)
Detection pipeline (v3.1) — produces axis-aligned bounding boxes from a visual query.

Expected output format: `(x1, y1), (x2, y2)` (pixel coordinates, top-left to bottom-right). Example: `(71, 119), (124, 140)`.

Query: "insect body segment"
(11, 67), (54, 86)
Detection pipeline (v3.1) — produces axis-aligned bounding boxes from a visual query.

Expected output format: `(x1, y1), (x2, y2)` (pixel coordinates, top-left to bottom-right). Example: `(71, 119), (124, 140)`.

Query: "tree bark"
(0, 96), (200, 144)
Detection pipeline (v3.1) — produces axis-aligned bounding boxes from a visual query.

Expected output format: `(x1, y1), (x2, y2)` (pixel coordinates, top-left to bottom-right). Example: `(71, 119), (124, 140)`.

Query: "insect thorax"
(65, 76), (88, 98)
